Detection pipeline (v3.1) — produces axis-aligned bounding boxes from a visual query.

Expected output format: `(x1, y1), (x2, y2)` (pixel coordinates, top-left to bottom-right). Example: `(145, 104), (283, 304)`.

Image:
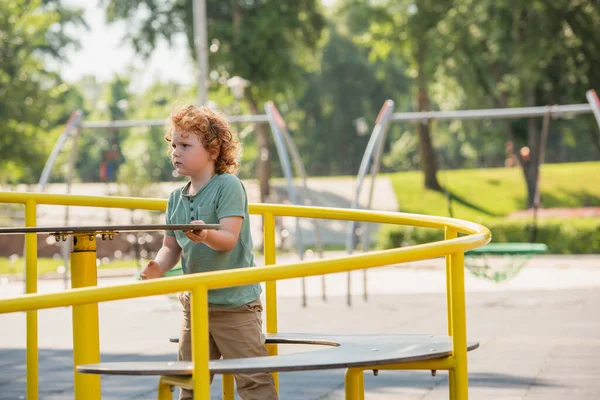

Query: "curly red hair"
(165, 105), (240, 175)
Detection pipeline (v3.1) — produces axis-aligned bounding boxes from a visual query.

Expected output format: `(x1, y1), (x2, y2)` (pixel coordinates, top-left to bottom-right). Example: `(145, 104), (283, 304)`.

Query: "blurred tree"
(0, 0), (85, 184)
(121, 80), (196, 184)
(294, 12), (412, 176)
(440, 0), (600, 207)
(101, 0), (325, 203)
(73, 75), (132, 183)
(350, 0), (453, 191)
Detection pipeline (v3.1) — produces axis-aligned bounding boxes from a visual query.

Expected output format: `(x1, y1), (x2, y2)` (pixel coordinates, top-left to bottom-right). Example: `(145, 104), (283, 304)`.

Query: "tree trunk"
(245, 92), (271, 203)
(415, 44), (442, 192)
(521, 87), (540, 208)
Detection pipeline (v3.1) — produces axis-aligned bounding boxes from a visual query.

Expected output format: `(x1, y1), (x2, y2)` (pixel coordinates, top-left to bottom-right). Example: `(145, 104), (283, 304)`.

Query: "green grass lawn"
(386, 161), (600, 222)
(0, 257), (139, 276)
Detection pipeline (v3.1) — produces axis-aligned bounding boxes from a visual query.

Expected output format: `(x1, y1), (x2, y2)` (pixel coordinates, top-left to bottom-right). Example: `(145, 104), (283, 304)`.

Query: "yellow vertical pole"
(71, 234), (100, 400)
(450, 250), (468, 400)
(445, 227), (457, 335)
(191, 286), (210, 400)
(358, 369), (365, 400)
(222, 374), (234, 400)
(263, 212), (279, 390)
(25, 200), (38, 400)
(158, 377), (173, 400)
(445, 227), (458, 400)
(344, 368), (361, 400)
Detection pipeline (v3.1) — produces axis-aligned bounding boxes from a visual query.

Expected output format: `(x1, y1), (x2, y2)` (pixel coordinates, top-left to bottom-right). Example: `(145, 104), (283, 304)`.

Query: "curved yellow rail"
(0, 191), (491, 400)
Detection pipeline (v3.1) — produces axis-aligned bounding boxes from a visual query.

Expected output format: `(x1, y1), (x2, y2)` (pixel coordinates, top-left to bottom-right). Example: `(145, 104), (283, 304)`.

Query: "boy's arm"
(140, 235), (182, 279)
(154, 234), (182, 271)
(185, 217), (242, 252)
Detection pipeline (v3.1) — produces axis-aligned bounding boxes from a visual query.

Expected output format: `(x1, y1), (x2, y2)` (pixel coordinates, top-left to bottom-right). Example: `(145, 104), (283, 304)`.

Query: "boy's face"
(170, 130), (215, 178)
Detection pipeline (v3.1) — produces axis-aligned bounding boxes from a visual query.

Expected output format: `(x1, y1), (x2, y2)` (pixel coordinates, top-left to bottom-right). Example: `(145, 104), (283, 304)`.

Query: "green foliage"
(289, 6), (412, 176)
(0, 0), (85, 184)
(377, 218), (600, 255)
(379, 161), (600, 254)
(103, 0), (325, 102)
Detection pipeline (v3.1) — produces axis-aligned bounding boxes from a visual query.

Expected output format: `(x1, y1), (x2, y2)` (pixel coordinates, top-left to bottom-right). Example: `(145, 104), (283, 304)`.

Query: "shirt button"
(190, 208), (194, 211)
(191, 217), (195, 221)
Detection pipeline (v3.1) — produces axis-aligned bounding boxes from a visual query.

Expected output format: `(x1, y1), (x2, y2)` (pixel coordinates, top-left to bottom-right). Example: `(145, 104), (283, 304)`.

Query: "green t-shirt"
(165, 173), (261, 308)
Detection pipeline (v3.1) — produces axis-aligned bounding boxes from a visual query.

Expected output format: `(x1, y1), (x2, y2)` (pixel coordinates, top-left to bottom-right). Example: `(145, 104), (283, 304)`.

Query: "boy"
(140, 104), (277, 400)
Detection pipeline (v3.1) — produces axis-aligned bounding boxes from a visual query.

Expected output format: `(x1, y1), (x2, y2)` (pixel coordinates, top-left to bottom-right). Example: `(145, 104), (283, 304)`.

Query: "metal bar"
(25, 200), (38, 400)
(192, 0), (208, 106)
(0, 192), (493, 234)
(71, 234), (100, 400)
(357, 357), (454, 371)
(222, 374), (234, 400)
(267, 101), (327, 301)
(586, 90), (600, 130)
(0, 224), (221, 235)
(62, 122), (81, 289)
(346, 100), (396, 306)
(450, 250), (469, 400)
(358, 370), (365, 400)
(0, 233), (490, 315)
(38, 110), (83, 191)
(264, 102), (306, 307)
(344, 368), (361, 400)
(159, 375), (193, 389)
(263, 212), (279, 391)
(445, 227), (458, 336)
(191, 286), (210, 400)
(445, 227), (458, 400)
(158, 376), (176, 400)
(360, 100), (395, 303)
(80, 115), (269, 130)
(391, 103), (592, 122)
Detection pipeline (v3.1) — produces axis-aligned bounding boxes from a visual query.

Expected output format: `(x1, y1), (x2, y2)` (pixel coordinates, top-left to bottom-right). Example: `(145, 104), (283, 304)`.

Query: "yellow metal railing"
(0, 192), (491, 400)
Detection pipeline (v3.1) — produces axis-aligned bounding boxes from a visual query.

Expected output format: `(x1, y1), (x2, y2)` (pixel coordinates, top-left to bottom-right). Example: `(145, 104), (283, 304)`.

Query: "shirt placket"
(188, 196), (195, 222)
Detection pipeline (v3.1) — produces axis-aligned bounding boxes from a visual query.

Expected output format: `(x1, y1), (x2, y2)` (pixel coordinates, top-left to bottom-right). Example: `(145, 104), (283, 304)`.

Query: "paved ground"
(1, 254), (599, 399)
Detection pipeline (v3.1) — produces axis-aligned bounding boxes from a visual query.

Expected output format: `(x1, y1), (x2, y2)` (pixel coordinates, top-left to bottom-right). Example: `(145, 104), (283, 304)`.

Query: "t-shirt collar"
(180, 175), (218, 199)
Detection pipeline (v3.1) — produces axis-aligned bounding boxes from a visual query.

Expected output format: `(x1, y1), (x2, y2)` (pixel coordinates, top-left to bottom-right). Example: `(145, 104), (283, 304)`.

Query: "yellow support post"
(358, 369), (365, 400)
(25, 200), (38, 400)
(445, 227), (458, 400)
(158, 376), (194, 399)
(222, 374), (234, 400)
(344, 368), (361, 400)
(450, 250), (469, 400)
(191, 286), (210, 400)
(157, 377), (173, 400)
(445, 227), (457, 336)
(263, 212), (279, 390)
(71, 234), (100, 400)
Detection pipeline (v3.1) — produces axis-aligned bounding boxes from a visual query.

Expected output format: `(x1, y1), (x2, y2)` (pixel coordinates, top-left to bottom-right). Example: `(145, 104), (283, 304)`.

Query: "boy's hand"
(140, 260), (163, 280)
(185, 220), (209, 243)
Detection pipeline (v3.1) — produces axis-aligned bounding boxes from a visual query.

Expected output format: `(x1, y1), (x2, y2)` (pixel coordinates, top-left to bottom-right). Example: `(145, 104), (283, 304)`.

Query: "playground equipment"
(0, 191), (490, 400)
(35, 102), (324, 301)
(347, 90), (600, 298)
(465, 243), (548, 282)
(80, 333), (479, 400)
(346, 100), (396, 306)
(265, 101), (325, 306)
